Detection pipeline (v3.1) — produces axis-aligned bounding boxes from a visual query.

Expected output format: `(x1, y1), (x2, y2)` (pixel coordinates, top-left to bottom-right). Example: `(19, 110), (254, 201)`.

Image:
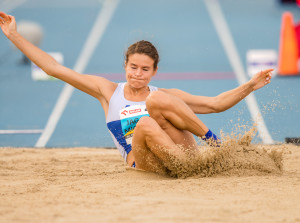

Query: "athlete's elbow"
(210, 105), (222, 113)
(43, 69), (55, 77)
(43, 60), (61, 77)
(212, 98), (231, 113)
(215, 106), (227, 113)
(213, 102), (233, 113)
(209, 98), (221, 113)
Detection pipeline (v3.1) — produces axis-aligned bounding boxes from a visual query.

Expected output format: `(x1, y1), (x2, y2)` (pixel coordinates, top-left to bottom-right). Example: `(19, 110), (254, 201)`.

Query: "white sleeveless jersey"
(106, 82), (158, 161)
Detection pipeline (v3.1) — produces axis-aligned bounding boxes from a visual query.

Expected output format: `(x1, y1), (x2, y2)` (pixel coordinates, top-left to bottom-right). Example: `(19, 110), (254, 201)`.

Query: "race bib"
(119, 104), (149, 145)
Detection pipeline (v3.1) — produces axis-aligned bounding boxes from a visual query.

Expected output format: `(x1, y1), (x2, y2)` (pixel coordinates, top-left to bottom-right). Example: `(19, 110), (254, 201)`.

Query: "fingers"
(0, 14), (4, 25)
(258, 68), (273, 76)
(264, 68), (274, 73)
(265, 71), (272, 85)
(0, 12), (13, 22)
(8, 15), (14, 23)
(262, 68), (274, 74)
(266, 71), (272, 80)
(0, 12), (10, 26)
(260, 68), (273, 79)
(0, 11), (9, 21)
(265, 79), (271, 85)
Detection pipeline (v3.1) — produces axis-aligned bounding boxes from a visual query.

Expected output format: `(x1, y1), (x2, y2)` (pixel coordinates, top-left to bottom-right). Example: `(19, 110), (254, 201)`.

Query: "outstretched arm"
(0, 12), (116, 101)
(161, 69), (273, 114)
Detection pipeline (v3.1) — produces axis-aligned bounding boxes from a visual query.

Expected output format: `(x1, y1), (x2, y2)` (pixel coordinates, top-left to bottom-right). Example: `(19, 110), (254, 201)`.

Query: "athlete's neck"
(124, 83), (150, 101)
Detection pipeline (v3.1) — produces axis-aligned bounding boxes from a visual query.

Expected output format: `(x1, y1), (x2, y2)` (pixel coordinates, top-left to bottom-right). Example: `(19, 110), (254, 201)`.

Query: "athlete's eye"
(131, 67), (137, 70)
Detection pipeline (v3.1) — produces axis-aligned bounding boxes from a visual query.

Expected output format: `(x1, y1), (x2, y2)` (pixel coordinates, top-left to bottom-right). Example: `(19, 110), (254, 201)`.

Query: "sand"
(0, 143), (299, 223)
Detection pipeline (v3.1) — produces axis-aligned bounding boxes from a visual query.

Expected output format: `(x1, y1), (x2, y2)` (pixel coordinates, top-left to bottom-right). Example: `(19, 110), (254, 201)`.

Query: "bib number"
(119, 104), (149, 145)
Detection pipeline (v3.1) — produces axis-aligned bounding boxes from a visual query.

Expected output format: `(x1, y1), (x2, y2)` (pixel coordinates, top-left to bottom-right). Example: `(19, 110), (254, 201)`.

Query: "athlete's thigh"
(131, 118), (169, 174)
(132, 116), (197, 173)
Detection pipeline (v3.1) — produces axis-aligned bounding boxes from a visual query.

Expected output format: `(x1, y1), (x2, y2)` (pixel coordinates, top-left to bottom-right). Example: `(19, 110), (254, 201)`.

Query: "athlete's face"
(125, 53), (157, 89)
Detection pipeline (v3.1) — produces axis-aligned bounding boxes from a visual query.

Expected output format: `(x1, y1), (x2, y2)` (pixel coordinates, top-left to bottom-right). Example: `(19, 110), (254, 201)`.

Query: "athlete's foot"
(202, 129), (221, 147)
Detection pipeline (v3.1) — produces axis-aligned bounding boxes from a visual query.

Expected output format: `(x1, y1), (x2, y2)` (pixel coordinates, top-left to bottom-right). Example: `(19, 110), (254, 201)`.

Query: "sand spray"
(163, 123), (285, 178)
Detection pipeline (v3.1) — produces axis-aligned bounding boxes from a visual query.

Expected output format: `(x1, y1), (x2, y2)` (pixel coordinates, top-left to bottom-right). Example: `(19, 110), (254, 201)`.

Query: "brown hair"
(125, 40), (160, 70)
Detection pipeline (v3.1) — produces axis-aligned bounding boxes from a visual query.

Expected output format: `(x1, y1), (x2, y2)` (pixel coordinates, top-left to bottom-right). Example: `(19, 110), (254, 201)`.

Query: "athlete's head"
(125, 40), (160, 70)
(124, 40), (159, 89)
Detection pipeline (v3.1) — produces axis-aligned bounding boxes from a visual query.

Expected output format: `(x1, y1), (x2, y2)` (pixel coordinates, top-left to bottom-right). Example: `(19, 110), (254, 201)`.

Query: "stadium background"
(0, 0), (299, 148)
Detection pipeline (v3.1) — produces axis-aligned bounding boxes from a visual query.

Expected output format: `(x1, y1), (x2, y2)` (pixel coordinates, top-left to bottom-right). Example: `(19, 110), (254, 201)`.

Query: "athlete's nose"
(135, 68), (143, 76)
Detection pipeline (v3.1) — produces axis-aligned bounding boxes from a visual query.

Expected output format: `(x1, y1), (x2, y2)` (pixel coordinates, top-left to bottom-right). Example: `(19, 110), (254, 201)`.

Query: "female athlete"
(0, 12), (273, 175)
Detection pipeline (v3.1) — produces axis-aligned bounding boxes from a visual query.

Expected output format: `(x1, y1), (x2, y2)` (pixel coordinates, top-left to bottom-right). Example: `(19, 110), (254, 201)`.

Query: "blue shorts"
(132, 162), (136, 168)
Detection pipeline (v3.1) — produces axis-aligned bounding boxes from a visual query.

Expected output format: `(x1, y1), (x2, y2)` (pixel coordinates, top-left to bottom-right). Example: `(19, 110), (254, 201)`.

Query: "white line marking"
(204, 0), (274, 144)
(0, 0), (27, 13)
(35, 0), (120, 147)
(0, 129), (43, 134)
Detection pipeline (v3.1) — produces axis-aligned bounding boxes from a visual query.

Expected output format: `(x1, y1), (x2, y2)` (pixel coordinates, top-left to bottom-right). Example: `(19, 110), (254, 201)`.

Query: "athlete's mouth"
(131, 77), (143, 81)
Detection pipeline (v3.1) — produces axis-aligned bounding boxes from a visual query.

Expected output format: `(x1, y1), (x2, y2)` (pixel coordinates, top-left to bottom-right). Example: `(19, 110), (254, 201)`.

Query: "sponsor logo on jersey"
(121, 110), (128, 116)
(129, 108), (141, 114)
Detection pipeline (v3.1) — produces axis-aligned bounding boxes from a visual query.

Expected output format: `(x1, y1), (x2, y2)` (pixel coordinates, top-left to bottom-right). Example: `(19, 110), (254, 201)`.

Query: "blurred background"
(0, 0), (299, 147)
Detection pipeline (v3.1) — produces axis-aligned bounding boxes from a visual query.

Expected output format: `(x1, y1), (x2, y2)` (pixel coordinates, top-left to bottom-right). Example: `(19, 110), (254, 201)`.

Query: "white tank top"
(106, 82), (158, 161)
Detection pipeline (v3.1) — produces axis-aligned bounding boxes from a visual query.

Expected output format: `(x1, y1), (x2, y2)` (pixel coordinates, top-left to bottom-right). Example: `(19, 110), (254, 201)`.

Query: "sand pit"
(0, 143), (299, 223)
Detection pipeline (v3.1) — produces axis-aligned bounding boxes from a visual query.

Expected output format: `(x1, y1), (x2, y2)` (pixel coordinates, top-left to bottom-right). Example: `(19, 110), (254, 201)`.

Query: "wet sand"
(0, 144), (299, 223)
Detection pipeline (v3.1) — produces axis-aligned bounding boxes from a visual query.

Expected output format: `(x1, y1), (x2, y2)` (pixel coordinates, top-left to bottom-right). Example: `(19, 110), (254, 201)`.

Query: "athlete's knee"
(135, 116), (158, 135)
(146, 91), (172, 111)
(136, 116), (152, 128)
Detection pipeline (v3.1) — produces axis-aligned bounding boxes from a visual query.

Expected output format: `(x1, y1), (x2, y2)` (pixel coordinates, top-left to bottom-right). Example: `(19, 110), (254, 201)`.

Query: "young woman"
(0, 12), (273, 175)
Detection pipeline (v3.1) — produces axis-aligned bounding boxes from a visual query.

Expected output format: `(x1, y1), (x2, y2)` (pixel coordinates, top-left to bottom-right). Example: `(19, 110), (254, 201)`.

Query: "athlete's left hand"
(250, 68), (273, 91)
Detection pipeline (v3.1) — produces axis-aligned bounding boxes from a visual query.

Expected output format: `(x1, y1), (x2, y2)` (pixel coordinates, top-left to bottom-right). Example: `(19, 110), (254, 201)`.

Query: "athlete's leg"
(131, 116), (188, 174)
(146, 90), (214, 144)
(131, 91), (219, 174)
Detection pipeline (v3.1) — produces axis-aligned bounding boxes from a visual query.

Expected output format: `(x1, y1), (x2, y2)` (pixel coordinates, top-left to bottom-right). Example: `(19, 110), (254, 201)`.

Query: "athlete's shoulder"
(94, 76), (118, 94)
(93, 76), (118, 107)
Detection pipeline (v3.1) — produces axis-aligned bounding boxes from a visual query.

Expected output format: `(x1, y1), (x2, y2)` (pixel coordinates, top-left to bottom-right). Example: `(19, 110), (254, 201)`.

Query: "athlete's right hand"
(0, 12), (17, 39)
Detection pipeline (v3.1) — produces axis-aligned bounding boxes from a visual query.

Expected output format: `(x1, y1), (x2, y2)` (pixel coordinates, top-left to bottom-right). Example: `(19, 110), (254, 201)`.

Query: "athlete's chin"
(128, 79), (148, 88)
